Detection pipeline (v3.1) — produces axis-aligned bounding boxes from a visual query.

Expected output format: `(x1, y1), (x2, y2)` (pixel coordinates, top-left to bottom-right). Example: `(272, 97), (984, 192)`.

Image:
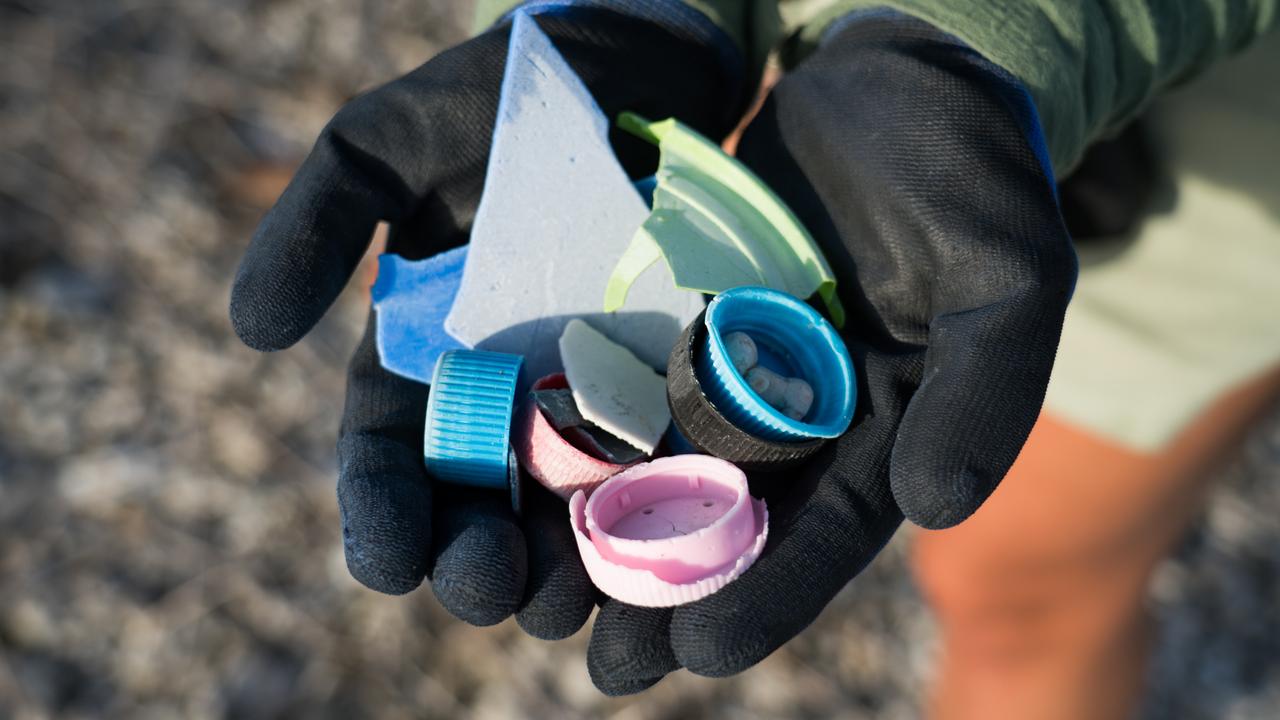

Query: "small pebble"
(724, 332), (758, 375)
(742, 352), (813, 421)
(746, 366), (789, 408)
(784, 378), (814, 418)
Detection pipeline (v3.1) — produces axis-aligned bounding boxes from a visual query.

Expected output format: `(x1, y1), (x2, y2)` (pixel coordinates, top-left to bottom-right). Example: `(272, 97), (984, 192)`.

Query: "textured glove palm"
(586, 13), (1077, 693)
(229, 9), (742, 640)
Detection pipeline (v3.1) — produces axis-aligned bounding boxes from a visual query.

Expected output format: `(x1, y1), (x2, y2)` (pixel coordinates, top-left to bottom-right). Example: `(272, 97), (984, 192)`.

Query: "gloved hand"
(586, 12), (1077, 693)
(229, 6), (744, 639)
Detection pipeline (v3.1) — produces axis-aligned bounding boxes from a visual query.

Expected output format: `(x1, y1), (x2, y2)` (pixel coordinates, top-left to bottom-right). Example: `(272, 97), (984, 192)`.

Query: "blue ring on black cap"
(697, 286), (855, 441)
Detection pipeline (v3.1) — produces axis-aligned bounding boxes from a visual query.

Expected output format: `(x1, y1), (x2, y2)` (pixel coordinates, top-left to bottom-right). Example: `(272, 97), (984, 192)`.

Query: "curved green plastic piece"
(604, 112), (844, 328)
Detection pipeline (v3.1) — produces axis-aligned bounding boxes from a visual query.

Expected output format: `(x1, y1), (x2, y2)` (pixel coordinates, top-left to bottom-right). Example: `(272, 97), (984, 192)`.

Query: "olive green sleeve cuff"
(471, 1), (782, 82)
(788, 0), (1278, 174)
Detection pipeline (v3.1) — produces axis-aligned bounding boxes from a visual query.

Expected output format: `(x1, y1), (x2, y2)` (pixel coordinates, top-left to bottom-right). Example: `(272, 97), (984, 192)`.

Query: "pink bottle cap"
(570, 455), (768, 607)
(514, 373), (640, 500)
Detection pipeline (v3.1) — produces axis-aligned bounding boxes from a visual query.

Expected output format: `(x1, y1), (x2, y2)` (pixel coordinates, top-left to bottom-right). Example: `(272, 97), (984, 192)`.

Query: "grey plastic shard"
(532, 389), (647, 465)
(443, 11), (703, 384)
(563, 426), (648, 466)
(532, 388), (588, 432)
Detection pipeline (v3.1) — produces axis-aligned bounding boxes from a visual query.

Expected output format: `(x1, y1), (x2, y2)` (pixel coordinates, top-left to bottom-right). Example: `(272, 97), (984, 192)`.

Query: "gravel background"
(2, 1), (1277, 718)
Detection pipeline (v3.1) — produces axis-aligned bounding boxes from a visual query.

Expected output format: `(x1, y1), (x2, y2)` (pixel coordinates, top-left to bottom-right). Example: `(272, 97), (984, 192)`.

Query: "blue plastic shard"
(443, 11), (703, 384)
(371, 246), (469, 384)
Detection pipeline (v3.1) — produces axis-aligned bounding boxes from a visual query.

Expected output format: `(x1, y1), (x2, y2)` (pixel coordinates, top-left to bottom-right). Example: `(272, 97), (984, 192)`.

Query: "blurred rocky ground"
(0, 1), (1277, 718)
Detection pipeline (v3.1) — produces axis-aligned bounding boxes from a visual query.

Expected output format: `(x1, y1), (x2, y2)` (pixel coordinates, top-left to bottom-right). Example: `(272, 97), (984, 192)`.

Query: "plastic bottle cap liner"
(667, 311), (827, 470)
(570, 455), (768, 607)
(699, 287), (855, 442)
(423, 350), (523, 494)
(515, 374), (641, 502)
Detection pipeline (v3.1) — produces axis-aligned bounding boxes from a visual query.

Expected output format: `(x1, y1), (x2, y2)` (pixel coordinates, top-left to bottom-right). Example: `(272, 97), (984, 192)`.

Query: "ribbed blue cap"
(696, 286), (855, 441)
(423, 350), (524, 489)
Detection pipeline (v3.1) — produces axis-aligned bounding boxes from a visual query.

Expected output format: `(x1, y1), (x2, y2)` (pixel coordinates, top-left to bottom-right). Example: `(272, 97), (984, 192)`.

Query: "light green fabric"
(473, 0), (1275, 173)
(1042, 34), (1280, 449)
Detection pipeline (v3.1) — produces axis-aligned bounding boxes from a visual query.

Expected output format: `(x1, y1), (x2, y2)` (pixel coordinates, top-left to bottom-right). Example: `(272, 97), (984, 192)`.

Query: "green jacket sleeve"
(786, 0), (1278, 173)
(473, 1), (1276, 173)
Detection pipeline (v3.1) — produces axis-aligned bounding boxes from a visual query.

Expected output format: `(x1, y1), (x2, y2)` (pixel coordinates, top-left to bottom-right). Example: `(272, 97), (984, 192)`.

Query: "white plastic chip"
(559, 319), (670, 455)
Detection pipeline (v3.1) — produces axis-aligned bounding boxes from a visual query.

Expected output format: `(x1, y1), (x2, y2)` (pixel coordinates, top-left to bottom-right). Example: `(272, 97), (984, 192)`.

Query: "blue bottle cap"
(423, 350), (524, 489)
(696, 286), (855, 441)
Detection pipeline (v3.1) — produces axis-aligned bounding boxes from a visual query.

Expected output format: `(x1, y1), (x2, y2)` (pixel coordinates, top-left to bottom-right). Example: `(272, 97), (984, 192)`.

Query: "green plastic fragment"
(604, 112), (845, 328)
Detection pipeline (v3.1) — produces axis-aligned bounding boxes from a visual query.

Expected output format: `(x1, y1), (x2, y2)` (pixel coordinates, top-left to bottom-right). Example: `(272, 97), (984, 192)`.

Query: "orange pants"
(912, 367), (1280, 720)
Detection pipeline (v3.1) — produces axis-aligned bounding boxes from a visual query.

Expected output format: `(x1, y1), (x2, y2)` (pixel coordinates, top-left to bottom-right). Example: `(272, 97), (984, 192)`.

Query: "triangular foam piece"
(443, 12), (703, 383)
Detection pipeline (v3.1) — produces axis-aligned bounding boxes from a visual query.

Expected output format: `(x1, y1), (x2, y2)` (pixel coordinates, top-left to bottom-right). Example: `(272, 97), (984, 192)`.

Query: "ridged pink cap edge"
(513, 374), (637, 501)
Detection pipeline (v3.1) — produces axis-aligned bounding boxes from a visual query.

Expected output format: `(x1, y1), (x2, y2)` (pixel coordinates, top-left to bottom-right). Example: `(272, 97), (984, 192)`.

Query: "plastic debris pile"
(377, 12), (855, 607)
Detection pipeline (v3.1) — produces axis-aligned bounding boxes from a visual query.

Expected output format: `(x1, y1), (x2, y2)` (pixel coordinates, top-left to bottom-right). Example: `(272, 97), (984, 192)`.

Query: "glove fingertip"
(515, 568), (594, 639)
(587, 602), (678, 692)
(516, 605), (590, 641)
(430, 504), (528, 627)
(514, 489), (595, 640)
(337, 466), (434, 596)
(231, 189), (360, 353)
(590, 674), (666, 697)
(888, 337), (1048, 530)
(891, 465), (994, 530)
(432, 575), (523, 627)
(516, 547), (594, 638)
(343, 532), (429, 596)
(229, 267), (315, 352)
(669, 605), (774, 678)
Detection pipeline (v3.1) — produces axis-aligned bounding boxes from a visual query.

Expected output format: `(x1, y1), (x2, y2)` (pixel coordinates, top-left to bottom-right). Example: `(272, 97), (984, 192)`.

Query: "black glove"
(229, 7), (744, 639)
(586, 12), (1077, 692)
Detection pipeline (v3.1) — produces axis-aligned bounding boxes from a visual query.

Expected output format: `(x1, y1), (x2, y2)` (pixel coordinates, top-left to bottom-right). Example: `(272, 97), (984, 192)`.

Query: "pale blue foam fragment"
(371, 246), (469, 384)
(443, 11), (704, 385)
